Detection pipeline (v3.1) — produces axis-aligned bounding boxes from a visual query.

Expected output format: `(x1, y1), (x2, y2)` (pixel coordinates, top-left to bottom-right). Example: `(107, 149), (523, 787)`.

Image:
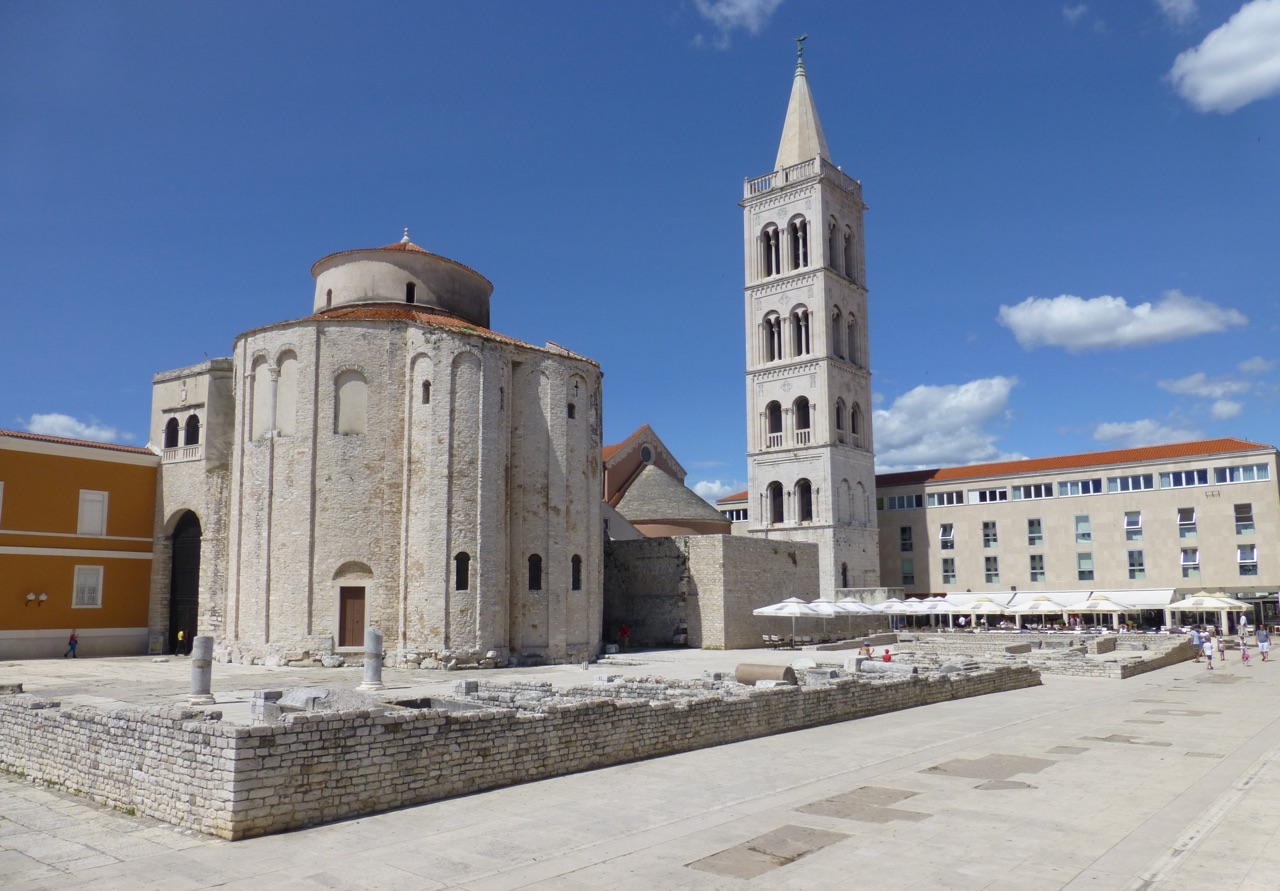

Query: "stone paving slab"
(2, 648), (1280, 889)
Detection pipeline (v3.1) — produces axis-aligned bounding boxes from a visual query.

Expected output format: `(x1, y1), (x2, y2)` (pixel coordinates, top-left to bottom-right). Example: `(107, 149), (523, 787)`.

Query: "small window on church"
(455, 552), (470, 591)
(499, 387), (505, 410)
(571, 554), (582, 591)
(641, 445), (653, 464)
(568, 402), (576, 419)
(406, 282), (416, 304)
(326, 289), (333, 308)
(422, 381), (431, 404)
(528, 554), (543, 591)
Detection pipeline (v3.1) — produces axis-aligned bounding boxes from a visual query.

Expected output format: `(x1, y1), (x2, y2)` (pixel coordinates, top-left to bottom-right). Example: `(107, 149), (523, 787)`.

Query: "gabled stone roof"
(615, 464), (728, 525)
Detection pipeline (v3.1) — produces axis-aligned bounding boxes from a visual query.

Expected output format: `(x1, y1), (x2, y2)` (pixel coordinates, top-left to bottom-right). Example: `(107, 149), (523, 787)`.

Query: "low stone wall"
(0, 665), (1040, 840)
(897, 634), (1196, 679)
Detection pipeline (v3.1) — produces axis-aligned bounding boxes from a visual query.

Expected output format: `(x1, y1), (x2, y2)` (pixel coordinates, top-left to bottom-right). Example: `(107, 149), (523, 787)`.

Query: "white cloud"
(1168, 0), (1280, 113)
(997, 290), (1247, 352)
(1211, 399), (1244, 420)
(693, 479), (744, 504)
(1238, 356), (1276, 374)
(694, 0), (785, 48)
(1063, 4), (1089, 24)
(1093, 418), (1203, 447)
(1155, 0), (1198, 26)
(873, 377), (1024, 472)
(1157, 371), (1250, 399)
(23, 412), (128, 443)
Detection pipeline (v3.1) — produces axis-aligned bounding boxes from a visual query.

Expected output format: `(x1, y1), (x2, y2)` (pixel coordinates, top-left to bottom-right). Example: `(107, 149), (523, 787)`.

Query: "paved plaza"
(2, 645), (1279, 890)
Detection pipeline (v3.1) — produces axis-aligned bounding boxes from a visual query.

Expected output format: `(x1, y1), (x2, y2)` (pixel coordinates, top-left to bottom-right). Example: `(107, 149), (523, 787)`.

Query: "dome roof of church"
(311, 229), (494, 328)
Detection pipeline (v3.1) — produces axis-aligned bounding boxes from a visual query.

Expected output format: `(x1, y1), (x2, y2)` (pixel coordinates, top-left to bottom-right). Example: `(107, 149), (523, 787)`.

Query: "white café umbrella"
(1075, 593), (1139, 629)
(1010, 596), (1068, 628)
(753, 597), (822, 641)
(1168, 594), (1247, 634)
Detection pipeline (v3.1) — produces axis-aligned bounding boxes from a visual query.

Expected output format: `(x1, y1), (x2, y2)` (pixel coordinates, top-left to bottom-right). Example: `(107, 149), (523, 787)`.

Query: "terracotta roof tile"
(876, 437), (1274, 489)
(715, 490), (748, 504)
(312, 304), (532, 348)
(602, 424), (654, 464)
(0, 428), (154, 456)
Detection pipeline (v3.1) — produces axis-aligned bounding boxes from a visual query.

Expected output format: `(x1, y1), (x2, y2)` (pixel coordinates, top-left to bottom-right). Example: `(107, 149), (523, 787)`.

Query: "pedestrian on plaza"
(63, 629), (78, 658)
(1217, 632), (1226, 662)
(882, 648), (892, 662)
(1190, 626), (1202, 662)
(859, 640), (872, 657)
(618, 624), (630, 651)
(1203, 632), (1214, 669)
(1258, 626), (1271, 662)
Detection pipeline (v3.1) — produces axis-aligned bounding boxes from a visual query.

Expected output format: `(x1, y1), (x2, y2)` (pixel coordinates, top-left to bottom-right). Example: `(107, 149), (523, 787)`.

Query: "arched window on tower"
(163, 417), (180, 449)
(788, 217), (809, 270)
(454, 552), (470, 591)
(528, 554), (543, 591)
(831, 308), (844, 358)
(184, 414), (200, 446)
(760, 225), (781, 278)
(843, 227), (855, 281)
(762, 313), (782, 362)
(851, 404), (863, 449)
(828, 217), (840, 273)
(847, 317), (859, 367)
(834, 399), (846, 443)
(793, 396), (811, 445)
(765, 401), (783, 448)
(796, 479), (814, 523)
(791, 308), (810, 356)
(767, 481), (784, 525)
(422, 380), (431, 404)
(841, 562), (849, 588)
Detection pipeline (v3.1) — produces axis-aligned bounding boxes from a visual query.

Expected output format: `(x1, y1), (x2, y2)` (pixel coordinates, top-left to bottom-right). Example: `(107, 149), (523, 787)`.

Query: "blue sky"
(3, 1), (1278, 501)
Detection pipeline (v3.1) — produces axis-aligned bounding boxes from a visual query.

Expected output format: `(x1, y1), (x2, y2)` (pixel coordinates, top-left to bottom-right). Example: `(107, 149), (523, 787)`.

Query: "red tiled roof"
(378, 241), (431, 253)
(602, 424), (653, 463)
(875, 437), (1274, 489)
(312, 304), (535, 348)
(0, 428), (154, 456)
(716, 490), (748, 505)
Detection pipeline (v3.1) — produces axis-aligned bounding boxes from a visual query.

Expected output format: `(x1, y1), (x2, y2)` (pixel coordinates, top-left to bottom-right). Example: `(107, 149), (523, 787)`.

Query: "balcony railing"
(767, 432), (783, 448)
(163, 445), (203, 463)
(795, 429), (811, 445)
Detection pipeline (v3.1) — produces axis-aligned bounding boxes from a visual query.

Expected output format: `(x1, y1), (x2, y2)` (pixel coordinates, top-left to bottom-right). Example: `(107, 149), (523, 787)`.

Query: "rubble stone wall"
(0, 665), (1039, 841)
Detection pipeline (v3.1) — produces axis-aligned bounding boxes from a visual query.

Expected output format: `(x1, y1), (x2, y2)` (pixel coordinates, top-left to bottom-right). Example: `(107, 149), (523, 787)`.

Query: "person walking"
(1190, 626), (1202, 662)
(1202, 631), (1214, 669)
(63, 629), (78, 658)
(1258, 626), (1271, 662)
(1217, 632), (1226, 662)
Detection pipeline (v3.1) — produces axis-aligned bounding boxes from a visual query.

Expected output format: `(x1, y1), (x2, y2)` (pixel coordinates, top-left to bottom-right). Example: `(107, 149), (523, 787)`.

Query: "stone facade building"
(149, 234), (604, 666)
(742, 50), (880, 598)
(875, 438), (1280, 617)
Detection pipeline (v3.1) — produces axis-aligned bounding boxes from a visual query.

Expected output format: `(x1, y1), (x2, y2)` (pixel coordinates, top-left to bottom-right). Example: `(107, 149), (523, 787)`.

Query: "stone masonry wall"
(1, 666), (1039, 840)
(604, 535), (822, 650)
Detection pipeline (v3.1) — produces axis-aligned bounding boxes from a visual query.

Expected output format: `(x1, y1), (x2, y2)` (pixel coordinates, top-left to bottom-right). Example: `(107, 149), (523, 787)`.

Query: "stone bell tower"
(741, 41), (880, 598)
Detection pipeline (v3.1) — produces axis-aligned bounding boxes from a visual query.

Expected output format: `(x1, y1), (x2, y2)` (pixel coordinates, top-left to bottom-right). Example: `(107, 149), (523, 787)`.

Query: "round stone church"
(150, 233), (603, 668)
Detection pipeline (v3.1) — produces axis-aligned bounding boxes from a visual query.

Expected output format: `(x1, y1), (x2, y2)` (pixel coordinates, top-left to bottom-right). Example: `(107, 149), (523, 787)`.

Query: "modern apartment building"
(875, 438), (1279, 610)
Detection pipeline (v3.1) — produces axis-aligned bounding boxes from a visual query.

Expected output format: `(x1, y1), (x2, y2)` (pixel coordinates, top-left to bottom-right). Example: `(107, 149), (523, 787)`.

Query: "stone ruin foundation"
(0, 662), (1040, 840)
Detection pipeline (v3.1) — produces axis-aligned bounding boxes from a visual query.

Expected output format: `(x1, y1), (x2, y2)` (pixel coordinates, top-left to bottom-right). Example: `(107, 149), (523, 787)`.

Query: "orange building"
(0, 430), (158, 658)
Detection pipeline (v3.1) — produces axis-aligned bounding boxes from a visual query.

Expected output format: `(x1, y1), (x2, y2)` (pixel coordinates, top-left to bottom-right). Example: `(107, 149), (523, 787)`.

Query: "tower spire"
(774, 37), (830, 170)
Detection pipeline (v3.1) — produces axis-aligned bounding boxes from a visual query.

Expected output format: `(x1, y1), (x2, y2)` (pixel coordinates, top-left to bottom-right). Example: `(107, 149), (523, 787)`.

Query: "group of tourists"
(1189, 618), (1272, 670)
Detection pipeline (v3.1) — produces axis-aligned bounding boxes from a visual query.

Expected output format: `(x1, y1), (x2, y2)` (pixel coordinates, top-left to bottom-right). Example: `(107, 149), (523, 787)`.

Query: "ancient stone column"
(188, 635), (216, 705)
(357, 627), (386, 692)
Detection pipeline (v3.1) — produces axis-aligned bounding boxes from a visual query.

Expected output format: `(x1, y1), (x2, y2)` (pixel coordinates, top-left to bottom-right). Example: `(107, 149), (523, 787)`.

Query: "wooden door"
(339, 586), (365, 648)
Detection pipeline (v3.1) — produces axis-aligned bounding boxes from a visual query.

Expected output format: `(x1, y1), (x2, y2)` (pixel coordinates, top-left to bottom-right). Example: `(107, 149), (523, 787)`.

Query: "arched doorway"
(169, 511), (202, 654)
